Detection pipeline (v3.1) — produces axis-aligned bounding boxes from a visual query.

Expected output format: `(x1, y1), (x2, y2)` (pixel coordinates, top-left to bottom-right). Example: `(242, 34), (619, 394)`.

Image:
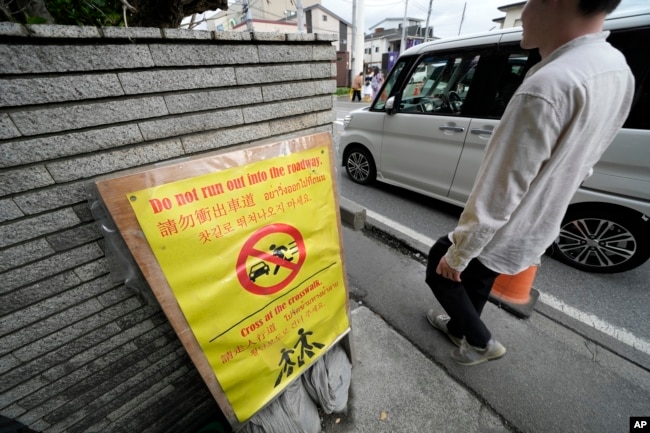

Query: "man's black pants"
(425, 235), (500, 348)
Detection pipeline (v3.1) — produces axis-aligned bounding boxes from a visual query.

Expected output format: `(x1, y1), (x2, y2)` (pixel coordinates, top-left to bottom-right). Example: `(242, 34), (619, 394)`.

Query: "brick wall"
(0, 23), (338, 433)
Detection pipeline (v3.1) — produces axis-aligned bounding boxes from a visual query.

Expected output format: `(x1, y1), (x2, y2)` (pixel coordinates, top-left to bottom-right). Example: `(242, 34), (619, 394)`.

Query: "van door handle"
(439, 126), (465, 133)
(470, 128), (493, 135)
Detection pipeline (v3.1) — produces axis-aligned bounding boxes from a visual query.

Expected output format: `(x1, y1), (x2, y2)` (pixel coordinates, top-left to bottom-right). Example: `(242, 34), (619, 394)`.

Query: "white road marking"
(364, 208), (650, 355)
(366, 209), (436, 248)
(539, 292), (650, 355)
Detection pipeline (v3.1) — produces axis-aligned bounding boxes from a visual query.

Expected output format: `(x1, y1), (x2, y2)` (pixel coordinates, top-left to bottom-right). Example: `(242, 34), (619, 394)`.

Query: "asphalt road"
(332, 96), (650, 366)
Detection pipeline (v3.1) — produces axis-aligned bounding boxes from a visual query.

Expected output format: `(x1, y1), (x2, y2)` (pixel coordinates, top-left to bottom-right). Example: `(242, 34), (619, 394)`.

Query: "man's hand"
(436, 256), (462, 282)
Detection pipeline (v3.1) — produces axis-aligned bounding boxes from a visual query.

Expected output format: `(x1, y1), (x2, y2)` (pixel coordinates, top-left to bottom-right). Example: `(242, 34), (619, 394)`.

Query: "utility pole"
(424, 0), (433, 42)
(399, 0), (409, 54)
(243, 0), (254, 32)
(352, 0), (365, 79)
(295, 0), (305, 33)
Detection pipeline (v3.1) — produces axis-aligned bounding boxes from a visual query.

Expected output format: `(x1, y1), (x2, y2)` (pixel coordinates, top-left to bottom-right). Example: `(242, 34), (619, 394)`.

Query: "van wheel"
(344, 146), (376, 185)
(548, 205), (650, 273)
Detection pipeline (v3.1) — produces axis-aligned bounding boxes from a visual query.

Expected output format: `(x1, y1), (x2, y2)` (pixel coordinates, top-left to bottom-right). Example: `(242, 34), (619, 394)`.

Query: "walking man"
(426, 0), (634, 365)
(351, 72), (363, 102)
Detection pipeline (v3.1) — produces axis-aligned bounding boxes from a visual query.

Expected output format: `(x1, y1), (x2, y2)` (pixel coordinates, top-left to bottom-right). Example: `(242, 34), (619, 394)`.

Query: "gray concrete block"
(12, 297), (142, 362)
(43, 321), (147, 382)
(0, 353), (21, 375)
(101, 26), (162, 39)
(258, 45), (313, 63)
(0, 271), (80, 314)
(0, 375), (50, 410)
(46, 139), (185, 182)
(46, 223), (101, 251)
(97, 285), (136, 307)
(9, 96), (168, 136)
(0, 299), (103, 361)
(252, 32), (286, 41)
(311, 62), (336, 79)
(0, 113), (20, 139)
(235, 64), (312, 85)
(24, 24), (101, 38)
(20, 340), (141, 410)
(262, 81), (317, 102)
(14, 182), (87, 215)
(0, 74), (124, 107)
(164, 87), (262, 114)
(316, 33), (338, 42)
(1, 297), (106, 345)
(243, 98), (312, 123)
(0, 198), (24, 222)
(339, 197), (366, 230)
(0, 208), (80, 249)
(138, 110), (243, 141)
(317, 110), (337, 126)
(118, 67), (237, 94)
(0, 165), (54, 197)
(316, 79), (338, 94)
(0, 238), (54, 273)
(269, 113), (318, 136)
(213, 31), (252, 41)
(1, 124), (143, 168)
(287, 33), (317, 42)
(181, 122), (271, 154)
(2, 243), (102, 293)
(312, 94), (335, 111)
(73, 258), (110, 283)
(0, 22), (27, 36)
(162, 28), (213, 40)
(149, 44), (258, 67)
(313, 45), (337, 61)
(0, 44), (155, 74)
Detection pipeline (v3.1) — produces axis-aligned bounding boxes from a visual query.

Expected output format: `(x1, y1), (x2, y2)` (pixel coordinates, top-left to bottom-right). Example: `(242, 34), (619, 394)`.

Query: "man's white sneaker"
(426, 310), (462, 347)
(451, 338), (506, 366)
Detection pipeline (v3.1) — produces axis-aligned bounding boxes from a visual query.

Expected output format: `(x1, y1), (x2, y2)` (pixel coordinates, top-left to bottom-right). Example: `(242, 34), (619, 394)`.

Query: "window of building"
(322, 15), (327, 21)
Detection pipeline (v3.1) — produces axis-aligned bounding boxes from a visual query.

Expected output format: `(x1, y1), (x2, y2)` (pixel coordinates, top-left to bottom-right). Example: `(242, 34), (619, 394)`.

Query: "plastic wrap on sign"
(86, 182), (157, 306)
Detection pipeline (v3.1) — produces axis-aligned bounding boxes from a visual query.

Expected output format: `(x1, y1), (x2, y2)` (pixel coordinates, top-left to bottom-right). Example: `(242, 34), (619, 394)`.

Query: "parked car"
(340, 7), (650, 274)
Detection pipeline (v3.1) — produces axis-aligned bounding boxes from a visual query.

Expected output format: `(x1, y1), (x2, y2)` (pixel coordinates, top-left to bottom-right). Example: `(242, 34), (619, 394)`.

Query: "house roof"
(303, 4), (352, 27)
(369, 17), (424, 30)
(497, 1), (526, 12)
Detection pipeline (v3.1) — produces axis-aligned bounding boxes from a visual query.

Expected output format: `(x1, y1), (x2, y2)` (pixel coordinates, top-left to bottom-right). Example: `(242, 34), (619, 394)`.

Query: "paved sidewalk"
(324, 205), (650, 433)
(322, 306), (511, 433)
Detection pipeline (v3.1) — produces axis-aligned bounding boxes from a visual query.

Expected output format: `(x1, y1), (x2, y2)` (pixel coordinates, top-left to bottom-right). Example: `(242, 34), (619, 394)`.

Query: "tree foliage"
(1, 0), (228, 28)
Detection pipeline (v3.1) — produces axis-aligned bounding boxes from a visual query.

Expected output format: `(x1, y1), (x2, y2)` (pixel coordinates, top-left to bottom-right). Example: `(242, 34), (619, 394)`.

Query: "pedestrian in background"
(425, 0), (634, 366)
(370, 66), (384, 100)
(362, 67), (374, 102)
(351, 72), (363, 102)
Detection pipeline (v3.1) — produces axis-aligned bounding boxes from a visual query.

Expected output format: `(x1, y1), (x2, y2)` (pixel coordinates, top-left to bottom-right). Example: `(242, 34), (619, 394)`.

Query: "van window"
(488, 49), (538, 117)
(397, 51), (483, 116)
(608, 27), (650, 130)
(372, 60), (407, 111)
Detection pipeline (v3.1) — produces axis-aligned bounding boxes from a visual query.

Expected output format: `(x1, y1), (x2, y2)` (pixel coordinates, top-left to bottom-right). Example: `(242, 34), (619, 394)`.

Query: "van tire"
(548, 205), (650, 273)
(344, 146), (376, 185)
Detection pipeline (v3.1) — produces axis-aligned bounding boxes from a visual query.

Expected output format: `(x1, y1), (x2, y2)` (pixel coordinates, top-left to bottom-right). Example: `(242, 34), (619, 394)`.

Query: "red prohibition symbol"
(236, 223), (306, 295)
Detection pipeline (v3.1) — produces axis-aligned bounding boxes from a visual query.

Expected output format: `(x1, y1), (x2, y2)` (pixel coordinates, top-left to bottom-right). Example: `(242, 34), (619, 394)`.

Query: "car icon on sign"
(249, 261), (270, 282)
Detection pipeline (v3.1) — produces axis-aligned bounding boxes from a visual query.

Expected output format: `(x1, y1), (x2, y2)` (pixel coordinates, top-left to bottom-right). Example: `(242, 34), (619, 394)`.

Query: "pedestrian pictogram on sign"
(236, 223), (306, 295)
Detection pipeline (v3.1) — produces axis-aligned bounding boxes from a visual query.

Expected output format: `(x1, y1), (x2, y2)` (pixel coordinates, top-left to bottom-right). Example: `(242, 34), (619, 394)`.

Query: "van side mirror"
(385, 93), (402, 115)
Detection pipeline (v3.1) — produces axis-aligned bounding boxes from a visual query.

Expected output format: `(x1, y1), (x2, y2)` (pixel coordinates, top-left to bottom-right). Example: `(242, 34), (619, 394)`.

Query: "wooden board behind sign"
(92, 132), (350, 429)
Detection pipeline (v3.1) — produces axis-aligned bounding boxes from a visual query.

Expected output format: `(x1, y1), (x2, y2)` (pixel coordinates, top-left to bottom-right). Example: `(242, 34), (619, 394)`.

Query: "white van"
(340, 7), (650, 273)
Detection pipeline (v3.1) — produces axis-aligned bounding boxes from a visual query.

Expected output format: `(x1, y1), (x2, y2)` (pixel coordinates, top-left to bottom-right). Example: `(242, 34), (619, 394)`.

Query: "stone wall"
(0, 23), (337, 433)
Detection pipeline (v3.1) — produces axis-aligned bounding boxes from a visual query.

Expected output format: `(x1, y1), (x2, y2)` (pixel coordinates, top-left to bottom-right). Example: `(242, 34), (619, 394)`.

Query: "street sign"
(94, 132), (351, 429)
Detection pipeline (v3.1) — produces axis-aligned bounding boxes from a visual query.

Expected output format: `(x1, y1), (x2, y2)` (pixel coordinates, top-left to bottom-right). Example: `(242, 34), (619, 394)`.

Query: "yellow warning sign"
(126, 145), (349, 422)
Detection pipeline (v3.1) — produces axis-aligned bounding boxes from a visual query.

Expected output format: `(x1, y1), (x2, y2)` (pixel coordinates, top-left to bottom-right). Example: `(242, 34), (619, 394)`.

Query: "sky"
(320, 0), (649, 39)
